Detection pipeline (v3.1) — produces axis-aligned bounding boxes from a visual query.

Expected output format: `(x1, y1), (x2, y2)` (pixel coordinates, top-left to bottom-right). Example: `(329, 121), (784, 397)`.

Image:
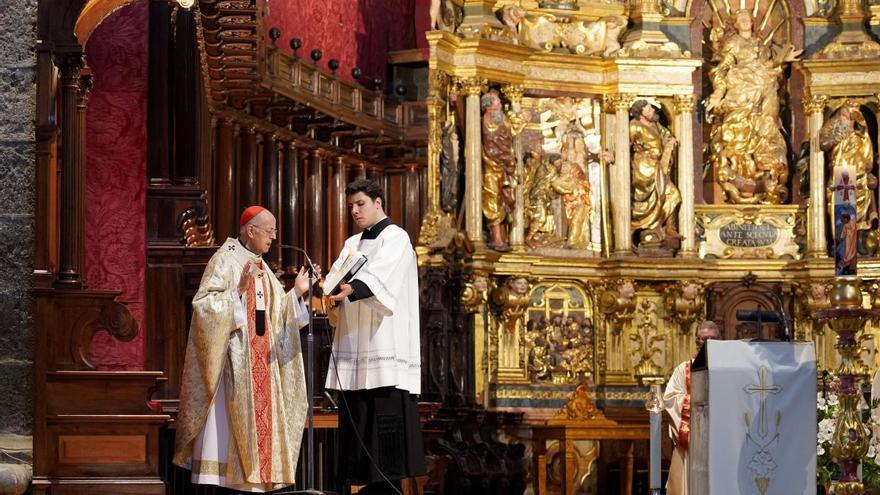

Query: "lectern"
(689, 340), (816, 495)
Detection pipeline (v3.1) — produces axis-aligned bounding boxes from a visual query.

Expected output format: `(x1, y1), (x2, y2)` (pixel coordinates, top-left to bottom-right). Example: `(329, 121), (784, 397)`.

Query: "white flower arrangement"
(817, 372), (880, 489)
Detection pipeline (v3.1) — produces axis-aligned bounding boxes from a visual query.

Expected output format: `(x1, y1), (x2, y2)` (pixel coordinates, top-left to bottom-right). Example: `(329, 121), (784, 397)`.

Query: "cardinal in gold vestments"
(174, 206), (314, 492)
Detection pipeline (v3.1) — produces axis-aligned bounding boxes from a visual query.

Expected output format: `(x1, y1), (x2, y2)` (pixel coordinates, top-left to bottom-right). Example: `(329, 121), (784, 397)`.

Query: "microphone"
(773, 291), (792, 342)
(281, 245), (318, 275)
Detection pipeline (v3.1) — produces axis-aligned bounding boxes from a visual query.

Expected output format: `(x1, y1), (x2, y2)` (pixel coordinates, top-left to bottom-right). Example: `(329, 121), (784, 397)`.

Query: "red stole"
(678, 361), (692, 451)
(246, 267), (273, 483)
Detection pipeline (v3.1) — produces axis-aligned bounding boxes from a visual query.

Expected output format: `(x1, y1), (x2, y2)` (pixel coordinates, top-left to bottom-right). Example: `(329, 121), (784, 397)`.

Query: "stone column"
(673, 95), (696, 257)
(805, 95), (827, 258)
(461, 77), (487, 247)
(610, 94), (633, 255)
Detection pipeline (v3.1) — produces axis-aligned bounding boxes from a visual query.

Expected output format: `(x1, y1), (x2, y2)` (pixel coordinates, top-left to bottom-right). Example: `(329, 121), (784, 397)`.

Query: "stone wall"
(0, 0), (36, 490)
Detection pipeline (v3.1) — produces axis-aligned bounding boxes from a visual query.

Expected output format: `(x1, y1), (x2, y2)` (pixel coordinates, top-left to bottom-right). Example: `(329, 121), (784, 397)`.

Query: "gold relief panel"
(630, 298), (666, 380)
(526, 282), (594, 384)
(695, 205), (804, 260)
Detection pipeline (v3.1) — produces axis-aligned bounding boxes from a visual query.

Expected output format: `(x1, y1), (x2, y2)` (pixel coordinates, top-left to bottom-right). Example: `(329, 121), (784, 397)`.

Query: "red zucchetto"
(239, 205), (267, 227)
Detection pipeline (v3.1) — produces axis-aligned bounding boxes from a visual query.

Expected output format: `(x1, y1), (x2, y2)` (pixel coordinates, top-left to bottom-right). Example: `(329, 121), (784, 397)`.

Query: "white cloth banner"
(690, 340), (816, 495)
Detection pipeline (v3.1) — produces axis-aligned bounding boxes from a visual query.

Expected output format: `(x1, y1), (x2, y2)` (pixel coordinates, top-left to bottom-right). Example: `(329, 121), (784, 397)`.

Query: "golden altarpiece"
(417, 0), (880, 490)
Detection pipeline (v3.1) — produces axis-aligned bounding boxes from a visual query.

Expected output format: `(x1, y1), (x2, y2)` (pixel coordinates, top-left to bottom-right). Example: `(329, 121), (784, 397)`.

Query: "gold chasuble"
(174, 238), (309, 492)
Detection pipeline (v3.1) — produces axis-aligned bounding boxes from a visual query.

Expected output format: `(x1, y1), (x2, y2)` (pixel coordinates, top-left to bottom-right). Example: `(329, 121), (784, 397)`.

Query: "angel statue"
(706, 9), (801, 205)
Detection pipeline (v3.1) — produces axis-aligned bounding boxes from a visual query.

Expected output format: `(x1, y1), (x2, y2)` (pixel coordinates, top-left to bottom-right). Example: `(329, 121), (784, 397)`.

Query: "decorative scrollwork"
(490, 276), (531, 333)
(75, 301), (139, 370)
(178, 206), (216, 247)
(596, 279), (636, 329)
(663, 281), (706, 331)
(553, 383), (606, 421)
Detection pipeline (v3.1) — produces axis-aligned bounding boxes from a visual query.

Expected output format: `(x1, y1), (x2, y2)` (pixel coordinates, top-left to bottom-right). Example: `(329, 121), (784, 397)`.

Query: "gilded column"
(502, 84), (526, 250)
(674, 95), (696, 257)
(610, 94), (634, 255)
(461, 77), (488, 246)
(805, 95), (827, 257)
(426, 70), (447, 212)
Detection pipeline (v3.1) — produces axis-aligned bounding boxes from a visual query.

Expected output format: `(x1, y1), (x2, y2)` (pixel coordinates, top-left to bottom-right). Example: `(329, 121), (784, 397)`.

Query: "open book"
(323, 247), (368, 295)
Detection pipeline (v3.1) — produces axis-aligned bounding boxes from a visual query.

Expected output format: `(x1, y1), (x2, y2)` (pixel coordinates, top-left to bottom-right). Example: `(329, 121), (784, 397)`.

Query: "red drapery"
(84, 0), (148, 370)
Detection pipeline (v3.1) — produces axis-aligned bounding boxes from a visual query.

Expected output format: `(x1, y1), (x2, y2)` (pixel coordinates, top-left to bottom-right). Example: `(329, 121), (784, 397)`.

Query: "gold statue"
(525, 152), (566, 248)
(481, 90), (516, 250)
(821, 101), (878, 237)
(706, 9), (800, 204)
(629, 100), (681, 248)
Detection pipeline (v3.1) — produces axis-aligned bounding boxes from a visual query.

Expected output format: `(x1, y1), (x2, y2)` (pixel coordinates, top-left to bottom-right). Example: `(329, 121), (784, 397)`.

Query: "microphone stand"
(281, 245), (327, 495)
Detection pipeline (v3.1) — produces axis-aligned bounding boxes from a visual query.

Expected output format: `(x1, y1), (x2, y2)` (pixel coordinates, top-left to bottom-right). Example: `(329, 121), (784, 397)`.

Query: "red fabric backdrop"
(84, 0), (148, 370)
(266, 0), (423, 84)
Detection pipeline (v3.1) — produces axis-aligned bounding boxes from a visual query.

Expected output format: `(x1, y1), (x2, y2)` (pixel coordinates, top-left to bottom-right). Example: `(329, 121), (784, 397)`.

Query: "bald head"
(239, 210), (276, 254)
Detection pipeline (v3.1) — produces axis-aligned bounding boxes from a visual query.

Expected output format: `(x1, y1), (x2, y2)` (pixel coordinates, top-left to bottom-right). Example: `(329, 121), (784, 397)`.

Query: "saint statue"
(706, 9), (800, 204)
(440, 114), (461, 212)
(556, 131), (596, 249)
(525, 152), (565, 248)
(821, 102), (877, 236)
(481, 89), (516, 250)
(629, 99), (681, 248)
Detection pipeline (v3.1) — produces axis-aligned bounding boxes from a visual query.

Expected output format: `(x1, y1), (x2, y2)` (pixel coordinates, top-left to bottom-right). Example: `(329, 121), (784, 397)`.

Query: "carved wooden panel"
(32, 289), (168, 494)
(58, 435), (146, 465)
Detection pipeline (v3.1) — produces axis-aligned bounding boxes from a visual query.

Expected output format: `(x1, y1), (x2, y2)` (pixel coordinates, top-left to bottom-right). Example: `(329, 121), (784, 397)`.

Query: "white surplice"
(664, 360), (689, 495)
(325, 223), (421, 394)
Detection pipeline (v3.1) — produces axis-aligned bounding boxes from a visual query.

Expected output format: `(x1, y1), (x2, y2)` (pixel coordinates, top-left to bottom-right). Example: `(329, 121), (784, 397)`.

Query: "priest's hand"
(329, 283), (354, 302)
(238, 261), (257, 295)
(293, 266), (311, 298)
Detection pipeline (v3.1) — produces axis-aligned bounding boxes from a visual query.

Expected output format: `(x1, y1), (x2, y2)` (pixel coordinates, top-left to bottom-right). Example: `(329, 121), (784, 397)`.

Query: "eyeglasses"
(251, 225), (277, 236)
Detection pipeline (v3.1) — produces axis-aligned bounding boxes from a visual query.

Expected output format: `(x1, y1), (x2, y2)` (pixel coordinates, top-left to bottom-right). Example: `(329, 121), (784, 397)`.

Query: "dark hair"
(630, 99), (659, 121)
(345, 179), (385, 208)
